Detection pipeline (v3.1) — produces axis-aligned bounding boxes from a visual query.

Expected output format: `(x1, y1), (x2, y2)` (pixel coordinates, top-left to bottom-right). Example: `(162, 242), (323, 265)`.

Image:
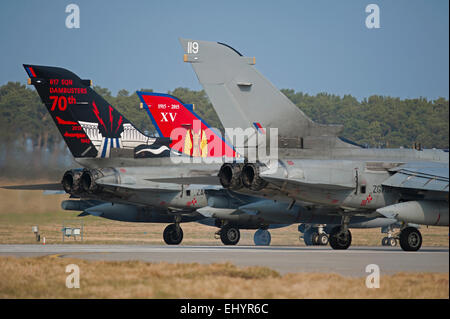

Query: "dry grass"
(0, 184), (448, 246)
(0, 256), (447, 299)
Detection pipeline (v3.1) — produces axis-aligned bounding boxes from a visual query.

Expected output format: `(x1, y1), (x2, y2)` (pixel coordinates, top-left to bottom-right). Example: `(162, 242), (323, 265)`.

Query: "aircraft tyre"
(399, 227), (422, 251)
(303, 228), (318, 246)
(254, 229), (271, 246)
(311, 232), (320, 245)
(329, 226), (352, 250)
(381, 237), (388, 246)
(220, 225), (240, 245)
(318, 233), (329, 246)
(388, 238), (397, 246)
(163, 224), (183, 245)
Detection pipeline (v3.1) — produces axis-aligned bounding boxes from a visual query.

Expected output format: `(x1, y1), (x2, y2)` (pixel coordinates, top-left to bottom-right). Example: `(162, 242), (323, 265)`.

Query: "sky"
(0, 0), (448, 100)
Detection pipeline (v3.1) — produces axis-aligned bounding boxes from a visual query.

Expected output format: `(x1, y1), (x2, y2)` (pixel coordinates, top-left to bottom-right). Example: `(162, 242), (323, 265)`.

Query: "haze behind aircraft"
(158, 38), (449, 251)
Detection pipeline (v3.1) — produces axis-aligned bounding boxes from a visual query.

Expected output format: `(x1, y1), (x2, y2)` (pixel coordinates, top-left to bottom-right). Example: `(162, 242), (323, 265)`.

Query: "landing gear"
(163, 223), (183, 245)
(254, 229), (271, 246)
(381, 236), (397, 246)
(399, 227), (422, 251)
(302, 225), (329, 246)
(381, 223), (398, 247)
(318, 233), (329, 246)
(329, 225), (352, 250)
(220, 224), (240, 245)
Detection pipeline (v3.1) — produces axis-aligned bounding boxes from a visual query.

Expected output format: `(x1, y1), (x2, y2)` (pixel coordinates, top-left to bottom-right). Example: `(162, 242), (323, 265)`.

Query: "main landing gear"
(328, 216), (352, 250)
(216, 223), (241, 245)
(399, 226), (422, 251)
(163, 216), (184, 245)
(329, 226), (352, 250)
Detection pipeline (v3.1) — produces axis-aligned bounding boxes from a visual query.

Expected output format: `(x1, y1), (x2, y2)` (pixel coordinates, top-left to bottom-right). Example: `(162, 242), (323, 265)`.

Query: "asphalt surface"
(0, 244), (448, 276)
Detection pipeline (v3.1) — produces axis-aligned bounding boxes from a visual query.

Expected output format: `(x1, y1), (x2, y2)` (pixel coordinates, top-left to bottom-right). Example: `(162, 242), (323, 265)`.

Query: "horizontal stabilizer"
(1, 183), (63, 191)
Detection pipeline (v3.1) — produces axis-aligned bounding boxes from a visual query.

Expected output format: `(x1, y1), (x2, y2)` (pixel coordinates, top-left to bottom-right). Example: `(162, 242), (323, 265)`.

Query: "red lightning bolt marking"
(115, 115), (123, 133)
(92, 101), (107, 132)
(109, 105), (113, 132)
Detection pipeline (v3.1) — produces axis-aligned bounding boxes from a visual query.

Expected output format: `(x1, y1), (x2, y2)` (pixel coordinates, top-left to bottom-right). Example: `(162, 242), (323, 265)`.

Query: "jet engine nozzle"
(241, 163), (268, 191)
(80, 169), (97, 193)
(218, 163), (243, 190)
(61, 169), (83, 194)
(80, 168), (119, 194)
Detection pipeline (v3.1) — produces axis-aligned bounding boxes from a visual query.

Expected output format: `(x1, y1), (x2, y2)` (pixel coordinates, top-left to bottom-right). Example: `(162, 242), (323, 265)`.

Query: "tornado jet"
(156, 38), (449, 251)
(2, 64), (403, 247)
(137, 91), (405, 246)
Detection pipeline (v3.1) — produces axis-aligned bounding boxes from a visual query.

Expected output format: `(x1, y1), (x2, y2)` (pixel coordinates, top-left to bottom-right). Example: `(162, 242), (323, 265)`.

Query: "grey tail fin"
(179, 38), (356, 150)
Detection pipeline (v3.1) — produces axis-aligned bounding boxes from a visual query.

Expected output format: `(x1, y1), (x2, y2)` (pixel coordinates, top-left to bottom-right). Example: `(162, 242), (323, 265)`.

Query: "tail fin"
(178, 39), (356, 150)
(137, 92), (236, 157)
(24, 64), (170, 159)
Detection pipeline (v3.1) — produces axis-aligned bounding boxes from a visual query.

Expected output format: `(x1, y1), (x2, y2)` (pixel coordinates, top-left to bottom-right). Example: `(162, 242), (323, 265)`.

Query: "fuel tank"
(376, 200), (448, 226)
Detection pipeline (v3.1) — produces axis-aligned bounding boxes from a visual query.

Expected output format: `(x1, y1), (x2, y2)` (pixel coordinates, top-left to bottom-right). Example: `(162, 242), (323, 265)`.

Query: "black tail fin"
(24, 64), (169, 158)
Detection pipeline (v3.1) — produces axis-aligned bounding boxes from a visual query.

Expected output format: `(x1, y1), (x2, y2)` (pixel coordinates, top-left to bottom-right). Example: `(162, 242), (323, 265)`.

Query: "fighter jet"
(166, 38), (449, 251)
(137, 91), (406, 247)
(3, 64), (402, 247)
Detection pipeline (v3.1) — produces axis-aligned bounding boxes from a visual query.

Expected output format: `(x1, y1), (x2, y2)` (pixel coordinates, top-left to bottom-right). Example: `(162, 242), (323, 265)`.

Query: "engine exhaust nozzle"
(218, 163), (243, 190)
(241, 163), (268, 191)
(61, 169), (83, 194)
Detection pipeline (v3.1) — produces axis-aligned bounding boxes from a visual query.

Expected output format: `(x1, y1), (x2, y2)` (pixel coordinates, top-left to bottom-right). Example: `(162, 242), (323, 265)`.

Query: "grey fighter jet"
(170, 38), (449, 251)
(2, 64), (401, 247)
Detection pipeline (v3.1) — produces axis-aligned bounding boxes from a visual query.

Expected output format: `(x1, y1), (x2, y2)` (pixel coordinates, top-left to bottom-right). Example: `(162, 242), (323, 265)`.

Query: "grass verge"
(0, 256), (448, 298)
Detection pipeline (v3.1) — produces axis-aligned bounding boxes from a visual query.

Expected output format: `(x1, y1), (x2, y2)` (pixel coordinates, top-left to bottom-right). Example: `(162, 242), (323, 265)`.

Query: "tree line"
(0, 81), (448, 178)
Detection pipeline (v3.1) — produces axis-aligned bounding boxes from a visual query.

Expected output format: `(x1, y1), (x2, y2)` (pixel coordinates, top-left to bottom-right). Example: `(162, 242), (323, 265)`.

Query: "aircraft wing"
(1, 183), (63, 191)
(382, 162), (449, 192)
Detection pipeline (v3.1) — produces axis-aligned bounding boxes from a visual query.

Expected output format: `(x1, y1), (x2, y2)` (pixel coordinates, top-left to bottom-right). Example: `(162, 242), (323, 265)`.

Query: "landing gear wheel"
(220, 225), (240, 245)
(303, 228), (318, 246)
(254, 229), (271, 246)
(381, 237), (388, 246)
(318, 233), (329, 246)
(399, 227), (422, 251)
(329, 226), (352, 250)
(388, 237), (397, 247)
(163, 224), (183, 245)
(311, 232), (320, 245)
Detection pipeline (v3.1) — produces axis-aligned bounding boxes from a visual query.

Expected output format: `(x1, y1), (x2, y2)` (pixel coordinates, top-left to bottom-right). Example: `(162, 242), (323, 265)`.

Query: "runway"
(0, 244), (448, 276)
